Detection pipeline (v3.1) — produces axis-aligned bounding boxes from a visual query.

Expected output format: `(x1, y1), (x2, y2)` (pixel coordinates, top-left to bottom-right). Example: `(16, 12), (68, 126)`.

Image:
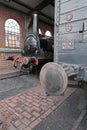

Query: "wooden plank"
(83, 32), (87, 43)
(60, 7), (87, 24)
(61, 0), (87, 14)
(59, 20), (87, 34)
(59, 22), (79, 34)
(61, 0), (71, 4)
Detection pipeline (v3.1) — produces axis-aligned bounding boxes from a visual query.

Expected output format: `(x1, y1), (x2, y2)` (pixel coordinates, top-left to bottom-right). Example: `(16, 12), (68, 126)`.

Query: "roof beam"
(0, 2), (27, 14)
(34, 0), (54, 11)
(39, 12), (54, 21)
(1, 0), (54, 23)
(13, 0), (54, 21)
(50, 1), (54, 7)
(13, 0), (33, 10)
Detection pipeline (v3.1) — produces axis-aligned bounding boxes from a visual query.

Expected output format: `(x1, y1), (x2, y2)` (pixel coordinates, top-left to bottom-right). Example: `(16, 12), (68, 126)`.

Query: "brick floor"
(0, 64), (76, 130)
(0, 85), (76, 130)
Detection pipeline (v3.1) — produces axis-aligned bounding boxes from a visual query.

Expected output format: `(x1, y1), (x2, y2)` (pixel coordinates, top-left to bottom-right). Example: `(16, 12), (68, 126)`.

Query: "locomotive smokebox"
(33, 12), (38, 35)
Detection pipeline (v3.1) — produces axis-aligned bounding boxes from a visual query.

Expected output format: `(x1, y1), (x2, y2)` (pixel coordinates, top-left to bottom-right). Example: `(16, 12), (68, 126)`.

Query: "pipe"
(33, 12), (38, 35)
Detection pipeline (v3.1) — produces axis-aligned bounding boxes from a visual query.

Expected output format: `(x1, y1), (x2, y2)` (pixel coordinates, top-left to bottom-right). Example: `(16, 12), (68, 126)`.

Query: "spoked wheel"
(13, 60), (20, 68)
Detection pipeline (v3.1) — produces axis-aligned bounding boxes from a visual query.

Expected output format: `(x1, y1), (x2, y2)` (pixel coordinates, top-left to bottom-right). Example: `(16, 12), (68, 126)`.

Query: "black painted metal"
(33, 13), (38, 35)
(13, 0), (33, 10)
(34, 0), (54, 11)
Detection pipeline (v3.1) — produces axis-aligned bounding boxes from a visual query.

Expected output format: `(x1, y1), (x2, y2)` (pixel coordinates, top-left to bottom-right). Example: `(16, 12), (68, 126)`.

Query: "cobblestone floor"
(0, 67), (76, 130)
(0, 86), (76, 130)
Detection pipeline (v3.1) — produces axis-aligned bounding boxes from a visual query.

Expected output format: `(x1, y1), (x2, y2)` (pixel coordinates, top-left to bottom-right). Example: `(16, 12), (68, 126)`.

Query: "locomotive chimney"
(33, 12), (38, 35)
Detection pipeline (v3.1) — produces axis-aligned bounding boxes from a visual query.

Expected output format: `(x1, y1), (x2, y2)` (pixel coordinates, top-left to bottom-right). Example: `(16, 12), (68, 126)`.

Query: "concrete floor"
(33, 89), (87, 130)
(0, 74), (40, 100)
(77, 113), (87, 130)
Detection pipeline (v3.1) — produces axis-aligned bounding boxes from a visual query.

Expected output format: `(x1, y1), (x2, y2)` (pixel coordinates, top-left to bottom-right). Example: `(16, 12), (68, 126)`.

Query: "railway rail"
(0, 71), (24, 80)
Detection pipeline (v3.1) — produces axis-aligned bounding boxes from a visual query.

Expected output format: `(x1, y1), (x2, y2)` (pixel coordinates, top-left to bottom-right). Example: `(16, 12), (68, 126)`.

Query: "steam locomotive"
(17, 33), (53, 73)
(7, 13), (53, 73)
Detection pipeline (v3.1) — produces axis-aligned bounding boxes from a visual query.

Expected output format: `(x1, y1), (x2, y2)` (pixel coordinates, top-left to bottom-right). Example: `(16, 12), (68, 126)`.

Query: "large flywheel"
(40, 62), (68, 96)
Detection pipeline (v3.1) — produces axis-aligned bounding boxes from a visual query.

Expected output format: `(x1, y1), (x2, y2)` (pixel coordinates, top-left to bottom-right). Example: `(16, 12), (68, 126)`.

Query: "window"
(5, 19), (20, 48)
(45, 30), (52, 37)
(39, 28), (42, 34)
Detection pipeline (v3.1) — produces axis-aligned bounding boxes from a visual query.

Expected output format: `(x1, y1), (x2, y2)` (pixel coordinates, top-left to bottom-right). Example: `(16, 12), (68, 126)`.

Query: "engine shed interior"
(0, 0), (54, 68)
(0, 1), (87, 130)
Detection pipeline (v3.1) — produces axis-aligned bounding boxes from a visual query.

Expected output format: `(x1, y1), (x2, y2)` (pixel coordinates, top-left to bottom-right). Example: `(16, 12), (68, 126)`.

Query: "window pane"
(5, 19), (20, 48)
(45, 30), (52, 37)
(39, 28), (42, 34)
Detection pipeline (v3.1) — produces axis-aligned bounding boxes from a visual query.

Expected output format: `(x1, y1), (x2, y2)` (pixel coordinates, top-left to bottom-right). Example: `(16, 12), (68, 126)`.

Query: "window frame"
(5, 19), (20, 48)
